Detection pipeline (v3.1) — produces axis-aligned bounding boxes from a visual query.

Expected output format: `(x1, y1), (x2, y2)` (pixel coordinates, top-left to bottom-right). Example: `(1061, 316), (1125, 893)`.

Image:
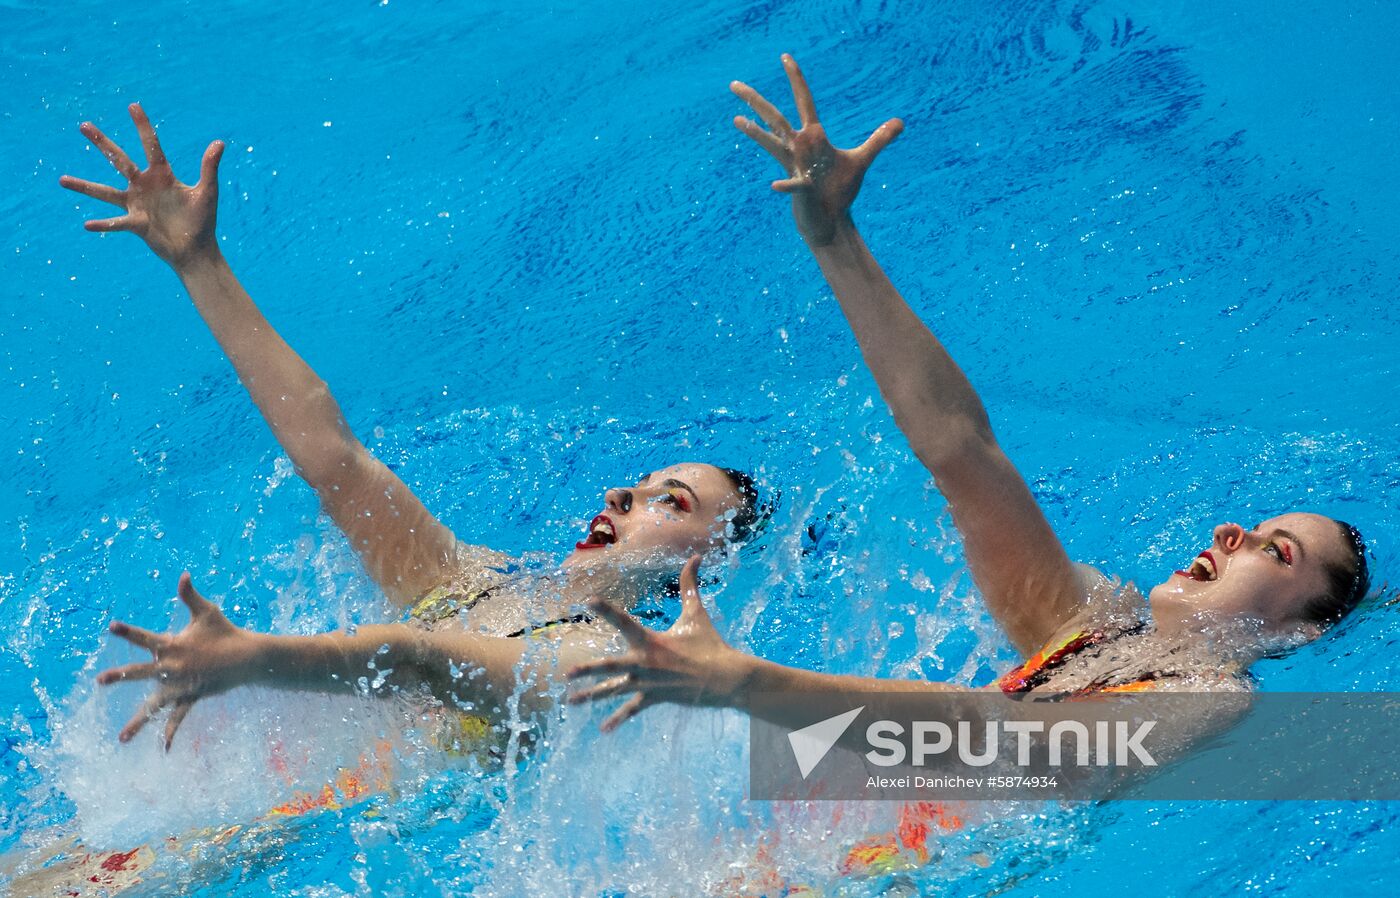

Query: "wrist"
(729, 652), (780, 712)
(800, 212), (857, 250)
(172, 244), (227, 280)
(804, 217), (860, 253)
(243, 631), (292, 686)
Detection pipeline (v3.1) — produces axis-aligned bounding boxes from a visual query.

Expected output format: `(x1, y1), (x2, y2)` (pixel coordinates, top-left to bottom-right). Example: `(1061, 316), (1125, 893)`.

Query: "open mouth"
(1174, 550), (1218, 582)
(575, 514), (617, 551)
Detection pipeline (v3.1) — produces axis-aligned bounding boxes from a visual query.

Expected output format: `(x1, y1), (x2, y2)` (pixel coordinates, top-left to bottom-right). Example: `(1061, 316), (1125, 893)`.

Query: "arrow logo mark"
(787, 706), (864, 779)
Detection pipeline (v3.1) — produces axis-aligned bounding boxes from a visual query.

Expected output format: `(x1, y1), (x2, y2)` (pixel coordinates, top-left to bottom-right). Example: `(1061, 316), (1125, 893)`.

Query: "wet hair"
(1302, 520), (1371, 626)
(717, 467), (767, 545)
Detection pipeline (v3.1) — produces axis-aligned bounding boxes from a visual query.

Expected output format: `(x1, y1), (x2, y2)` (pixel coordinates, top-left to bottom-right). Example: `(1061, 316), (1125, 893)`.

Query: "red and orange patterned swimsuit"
(835, 624), (1170, 878)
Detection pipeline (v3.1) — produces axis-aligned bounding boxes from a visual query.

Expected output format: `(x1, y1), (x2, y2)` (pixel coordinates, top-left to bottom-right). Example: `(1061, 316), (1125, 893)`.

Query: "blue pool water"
(4, 0), (1399, 894)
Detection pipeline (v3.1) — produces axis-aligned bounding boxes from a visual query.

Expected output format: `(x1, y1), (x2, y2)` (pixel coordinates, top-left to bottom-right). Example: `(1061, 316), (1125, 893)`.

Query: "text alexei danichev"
(865, 775), (1061, 790)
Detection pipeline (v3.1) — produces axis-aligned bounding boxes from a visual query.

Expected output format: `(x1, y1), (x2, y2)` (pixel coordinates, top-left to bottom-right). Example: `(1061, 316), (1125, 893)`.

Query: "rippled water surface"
(3, 0), (1399, 895)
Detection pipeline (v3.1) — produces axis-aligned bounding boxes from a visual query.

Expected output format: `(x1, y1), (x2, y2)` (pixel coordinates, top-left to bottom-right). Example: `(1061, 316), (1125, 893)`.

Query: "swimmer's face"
(1148, 512), (1353, 637)
(562, 462), (745, 570)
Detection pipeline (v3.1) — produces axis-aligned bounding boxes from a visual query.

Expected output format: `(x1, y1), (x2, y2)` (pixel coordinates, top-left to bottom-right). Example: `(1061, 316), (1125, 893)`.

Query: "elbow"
(298, 442), (369, 495)
(890, 403), (998, 473)
(269, 380), (364, 485)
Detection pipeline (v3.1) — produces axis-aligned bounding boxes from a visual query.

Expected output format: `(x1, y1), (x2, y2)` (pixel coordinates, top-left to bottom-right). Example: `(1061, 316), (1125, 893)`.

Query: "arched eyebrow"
(1257, 524), (1307, 560)
(633, 473), (701, 508)
(660, 478), (701, 508)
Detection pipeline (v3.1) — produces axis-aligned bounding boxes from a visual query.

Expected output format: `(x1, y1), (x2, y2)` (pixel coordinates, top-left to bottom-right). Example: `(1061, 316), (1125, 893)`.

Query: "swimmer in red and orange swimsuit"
(568, 53), (1372, 889)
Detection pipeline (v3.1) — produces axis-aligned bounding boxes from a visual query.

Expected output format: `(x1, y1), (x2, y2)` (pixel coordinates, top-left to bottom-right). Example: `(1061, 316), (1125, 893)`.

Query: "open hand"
(566, 556), (754, 731)
(98, 573), (257, 749)
(60, 104), (224, 268)
(732, 54), (903, 246)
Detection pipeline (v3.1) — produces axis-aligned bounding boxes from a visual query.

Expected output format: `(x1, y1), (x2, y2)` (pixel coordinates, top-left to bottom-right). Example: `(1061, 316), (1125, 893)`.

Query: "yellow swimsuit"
(405, 566), (597, 760)
(33, 554), (587, 896)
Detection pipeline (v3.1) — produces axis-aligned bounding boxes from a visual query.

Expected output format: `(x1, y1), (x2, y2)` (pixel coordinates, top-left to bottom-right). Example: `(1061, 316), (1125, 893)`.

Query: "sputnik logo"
(787, 706), (864, 779)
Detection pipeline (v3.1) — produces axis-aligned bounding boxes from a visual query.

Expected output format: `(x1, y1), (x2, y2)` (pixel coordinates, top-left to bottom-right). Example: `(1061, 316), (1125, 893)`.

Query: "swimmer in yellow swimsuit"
(49, 94), (772, 895)
(58, 102), (770, 752)
(567, 54), (1373, 889)
(11, 570), (631, 898)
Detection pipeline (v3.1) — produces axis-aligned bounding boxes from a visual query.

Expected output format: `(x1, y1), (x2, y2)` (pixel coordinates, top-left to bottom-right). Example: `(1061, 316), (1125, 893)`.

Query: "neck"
(552, 558), (676, 611)
(1147, 608), (1276, 671)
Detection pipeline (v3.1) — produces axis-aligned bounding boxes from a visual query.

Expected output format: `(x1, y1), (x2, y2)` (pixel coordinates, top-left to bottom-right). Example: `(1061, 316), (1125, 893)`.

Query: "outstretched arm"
(732, 57), (1088, 656)
(569, 565), (1243, 778)
(61, 107), (471, 607)
(98, 574), (589, 748)
(568, 556), (961, 740)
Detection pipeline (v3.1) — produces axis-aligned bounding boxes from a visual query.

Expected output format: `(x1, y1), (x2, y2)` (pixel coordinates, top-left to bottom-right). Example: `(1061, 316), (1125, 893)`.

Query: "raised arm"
(732, 57), (1089, 655)
(60, 106), (470, 606)
(97, 574), (586, 749)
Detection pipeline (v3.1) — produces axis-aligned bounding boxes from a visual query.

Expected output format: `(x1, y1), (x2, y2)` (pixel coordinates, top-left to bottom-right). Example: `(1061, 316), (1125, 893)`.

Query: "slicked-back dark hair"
(718, 466), (764, 545)
(1303, 520), (1371, 626)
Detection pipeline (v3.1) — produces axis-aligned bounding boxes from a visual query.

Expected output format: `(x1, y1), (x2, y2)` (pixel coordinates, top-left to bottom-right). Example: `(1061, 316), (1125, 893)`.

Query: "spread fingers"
(97, 662), (157, 685)
(128, 103), (168, 169)
(733, 116), (788, 159)
(601, 694), (649, 733)
(730, 81), (794, 138)
(118, 693), (166, 743)
(84, 215), (136, 233)
(164, 700), (193, 751)
(109, 620), (164, 652)
(587, 598), (653, 645)
(781, 54), (820, 127)
(79, 122), (139, 180)
(58, 175), (126, 207)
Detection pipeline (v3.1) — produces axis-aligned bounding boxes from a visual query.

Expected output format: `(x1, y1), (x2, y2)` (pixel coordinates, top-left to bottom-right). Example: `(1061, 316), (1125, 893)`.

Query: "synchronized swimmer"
(54, 53), (1371, 888)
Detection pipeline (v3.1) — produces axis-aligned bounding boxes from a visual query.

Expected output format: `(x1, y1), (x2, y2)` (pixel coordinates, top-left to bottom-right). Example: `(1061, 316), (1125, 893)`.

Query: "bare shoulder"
(446, 541), (523, 593)
(406, 542), (525, 623)
(1037, 563), (1149, 647)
